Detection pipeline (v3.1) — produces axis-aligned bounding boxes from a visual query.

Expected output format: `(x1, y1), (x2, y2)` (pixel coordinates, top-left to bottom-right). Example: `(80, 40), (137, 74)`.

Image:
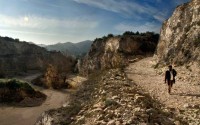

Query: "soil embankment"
(0, 73), (70, 125)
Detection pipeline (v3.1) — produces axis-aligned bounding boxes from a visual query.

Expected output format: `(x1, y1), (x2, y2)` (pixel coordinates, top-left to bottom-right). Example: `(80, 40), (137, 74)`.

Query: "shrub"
(6, 79), (21, 89)
(107, 34), (114, 37)
(0, 79), (38, 103)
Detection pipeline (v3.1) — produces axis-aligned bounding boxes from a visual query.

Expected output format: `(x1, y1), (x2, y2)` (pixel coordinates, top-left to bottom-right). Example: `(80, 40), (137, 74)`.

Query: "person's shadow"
(170, 93), (200, 97)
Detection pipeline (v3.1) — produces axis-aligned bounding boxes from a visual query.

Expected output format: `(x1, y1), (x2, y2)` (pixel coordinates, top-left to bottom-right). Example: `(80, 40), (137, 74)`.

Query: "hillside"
(45, 40), (92, 57)
(155, 0), (200, 69)
(154, 0), (199, 87)
(35, 0), (200, 124)
(79, 32), (159, 74)
(0, 36), (75, 77)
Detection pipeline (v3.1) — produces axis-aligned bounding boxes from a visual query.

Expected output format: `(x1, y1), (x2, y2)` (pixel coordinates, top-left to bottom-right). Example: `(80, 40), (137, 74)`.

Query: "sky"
(0, 0), (189, 45)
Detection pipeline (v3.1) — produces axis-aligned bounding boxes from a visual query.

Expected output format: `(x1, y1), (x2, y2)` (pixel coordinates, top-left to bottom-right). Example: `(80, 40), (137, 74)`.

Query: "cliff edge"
(155, 0), (200, 69)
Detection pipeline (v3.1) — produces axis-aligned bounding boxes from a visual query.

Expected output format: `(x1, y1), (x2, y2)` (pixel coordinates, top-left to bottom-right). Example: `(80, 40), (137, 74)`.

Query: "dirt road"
(0, 74), (70, 125)
(126, 57), (200, 109)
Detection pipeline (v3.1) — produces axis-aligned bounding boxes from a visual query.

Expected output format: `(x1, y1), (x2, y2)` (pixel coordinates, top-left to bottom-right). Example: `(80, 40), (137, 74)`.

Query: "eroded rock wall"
(155, 0), (200, 68)
(80, 33), (159, 75)
(0, 36), (75, 77)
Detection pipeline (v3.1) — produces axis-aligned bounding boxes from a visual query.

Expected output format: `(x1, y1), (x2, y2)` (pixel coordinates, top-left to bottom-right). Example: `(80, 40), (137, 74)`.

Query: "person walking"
(165, 65), (177, 94)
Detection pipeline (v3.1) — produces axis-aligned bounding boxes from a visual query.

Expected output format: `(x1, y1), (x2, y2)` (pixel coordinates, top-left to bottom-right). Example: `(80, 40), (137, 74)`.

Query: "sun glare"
(24, 16), (29, 22)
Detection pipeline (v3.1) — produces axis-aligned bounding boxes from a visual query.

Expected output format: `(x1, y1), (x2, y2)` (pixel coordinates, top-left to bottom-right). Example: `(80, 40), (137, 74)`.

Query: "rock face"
(80, 32), (159, 74)
(0, 36), (75, 77)
(155, 0), (200, 67)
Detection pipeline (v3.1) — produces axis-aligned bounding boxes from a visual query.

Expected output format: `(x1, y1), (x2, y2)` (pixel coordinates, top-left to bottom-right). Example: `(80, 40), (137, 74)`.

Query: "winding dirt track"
(0, 74), (70, 125)
(126, 57), (200, 109)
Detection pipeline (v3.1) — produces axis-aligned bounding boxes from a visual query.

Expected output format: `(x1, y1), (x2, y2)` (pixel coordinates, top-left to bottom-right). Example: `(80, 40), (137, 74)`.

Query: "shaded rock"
(0, 36), (75, 77)
(134, 94), (145, 103)
(105, 99), (120, 107)
(107, 120), (115, 125)
(146, 108), (157, 115)
(35, 112), (54, 125)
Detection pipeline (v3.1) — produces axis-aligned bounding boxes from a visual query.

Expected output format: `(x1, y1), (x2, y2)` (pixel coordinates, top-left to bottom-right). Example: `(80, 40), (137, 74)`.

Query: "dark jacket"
(165, 69), (177, 82)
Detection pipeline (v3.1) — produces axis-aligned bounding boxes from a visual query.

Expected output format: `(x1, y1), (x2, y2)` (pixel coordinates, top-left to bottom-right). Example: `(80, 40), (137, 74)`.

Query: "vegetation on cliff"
(79, 31), (159, 74)
(0, 79), (46, 106)
(155, 0), (200, 67)
(32, 64), (71, 89)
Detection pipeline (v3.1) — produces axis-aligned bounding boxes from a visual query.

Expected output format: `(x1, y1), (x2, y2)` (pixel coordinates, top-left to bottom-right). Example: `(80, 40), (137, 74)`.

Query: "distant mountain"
(45, 40), (92, 57)
(37, 44), (47, 47)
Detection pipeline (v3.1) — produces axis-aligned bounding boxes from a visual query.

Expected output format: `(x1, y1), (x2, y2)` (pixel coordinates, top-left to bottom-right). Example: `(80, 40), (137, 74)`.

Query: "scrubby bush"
(0, 71), (5, 78)
(0, 79), (46, 104)
(0, 79), (34, 92)
(32, 64), (69, 89)
(107, 34), (114, 38)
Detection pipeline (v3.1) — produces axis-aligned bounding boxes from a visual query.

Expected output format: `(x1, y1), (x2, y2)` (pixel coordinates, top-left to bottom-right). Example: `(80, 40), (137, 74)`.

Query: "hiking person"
(165, 65), (177, 94)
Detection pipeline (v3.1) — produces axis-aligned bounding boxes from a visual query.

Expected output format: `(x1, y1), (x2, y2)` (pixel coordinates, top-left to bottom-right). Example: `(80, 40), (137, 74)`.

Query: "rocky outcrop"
(0, 36), (75, 77)
(36, 112), (54, 125)
(80, 32), (159, 74)
(36, 69), (189, 125)
(155, 0), (200, 68)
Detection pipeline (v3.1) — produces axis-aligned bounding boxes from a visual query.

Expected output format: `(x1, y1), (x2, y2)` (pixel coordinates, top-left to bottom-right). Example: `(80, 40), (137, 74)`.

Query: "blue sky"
(0, 0), (189, 44)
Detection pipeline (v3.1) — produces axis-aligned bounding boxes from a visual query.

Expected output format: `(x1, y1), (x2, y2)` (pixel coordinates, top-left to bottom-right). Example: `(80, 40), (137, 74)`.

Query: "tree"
(15, 38), (20, 42)
(45, 64), (58, 88)
(123, 31), (135, 36)
(136, 31), (140, 35)
(107, 34), (114, 38)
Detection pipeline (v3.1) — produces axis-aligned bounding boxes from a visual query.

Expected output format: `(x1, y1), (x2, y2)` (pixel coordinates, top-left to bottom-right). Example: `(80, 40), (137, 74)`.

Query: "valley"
(0, 73), (72, 125)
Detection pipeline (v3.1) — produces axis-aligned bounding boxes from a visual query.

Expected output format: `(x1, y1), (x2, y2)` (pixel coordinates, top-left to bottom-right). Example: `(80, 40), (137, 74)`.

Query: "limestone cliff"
(0, 36), (75, 77)
(155, 0), (200, 68)
(79, 32), (159, 74)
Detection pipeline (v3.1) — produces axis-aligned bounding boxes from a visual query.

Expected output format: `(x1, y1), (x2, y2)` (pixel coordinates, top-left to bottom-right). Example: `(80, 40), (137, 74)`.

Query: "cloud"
(114, 22), (161, 33)
(153, 12), (168, 22)
(156, 0), (162, 3)
(21, 0), (64, 8)
(0, 14), (99, 44)
(0, 29), (59, 36)
(0, 14), (98, 30)
(73, 0), (167, 22)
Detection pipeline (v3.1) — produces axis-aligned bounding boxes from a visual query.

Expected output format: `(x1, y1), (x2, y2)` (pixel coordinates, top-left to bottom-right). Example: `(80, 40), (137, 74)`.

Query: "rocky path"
(0, 74), (70, 125)
(40, 69), (189, 125)
(36, 63), (200, 125)
(126, 57), (200, 124)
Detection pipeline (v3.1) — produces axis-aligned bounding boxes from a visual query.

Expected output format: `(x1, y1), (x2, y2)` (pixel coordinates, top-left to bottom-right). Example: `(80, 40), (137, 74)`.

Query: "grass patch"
(0, 79), (46, 106)
(0, 79), (34, 92)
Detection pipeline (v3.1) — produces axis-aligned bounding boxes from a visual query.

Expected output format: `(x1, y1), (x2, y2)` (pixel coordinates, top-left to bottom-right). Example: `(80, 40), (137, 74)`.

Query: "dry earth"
(36, 59), (200, 125)
(126, 57), (200, 108)
(126, 57), (200, 124)
(0, 74), (71, 125)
